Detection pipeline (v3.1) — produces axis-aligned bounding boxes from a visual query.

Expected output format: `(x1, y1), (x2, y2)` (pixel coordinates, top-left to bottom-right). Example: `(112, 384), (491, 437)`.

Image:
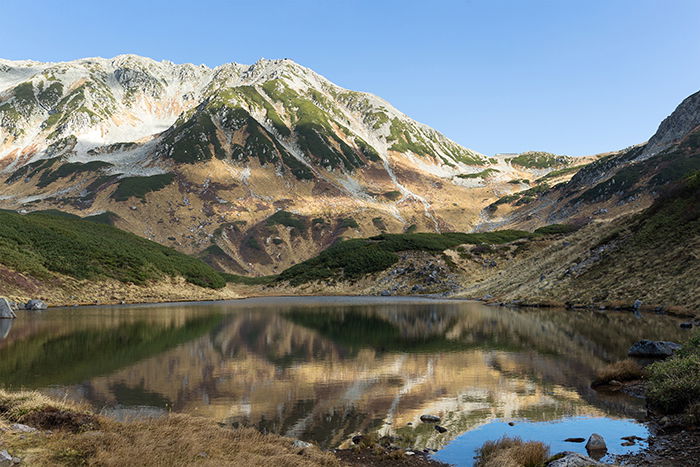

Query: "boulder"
(585, 433), (606, 450)
(0, 451), (14, 467)
(25, 299), (47, 310)
(419, 414), (440, 423)
(292, 439), (312, 449)
(0, 298), (16, 319)
(547, 451), (606, 466)
(585, 433), (607, 454)
(10, 423), (37, 433)
(628, 340), (681, 358)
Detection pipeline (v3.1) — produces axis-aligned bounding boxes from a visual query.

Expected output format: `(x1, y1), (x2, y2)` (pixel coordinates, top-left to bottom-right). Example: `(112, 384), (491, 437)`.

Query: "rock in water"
(420, 414), (440, 423)
(628, 339), (681, 358)
(25, 299), (47, 310)
(547, 451), (606, 466)
(585, 433), (607, 454)
(0, 298), (16, 319)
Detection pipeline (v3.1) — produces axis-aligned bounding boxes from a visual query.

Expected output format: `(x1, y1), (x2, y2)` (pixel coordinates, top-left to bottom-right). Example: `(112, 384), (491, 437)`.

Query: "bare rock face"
(642, 90), (700, 159)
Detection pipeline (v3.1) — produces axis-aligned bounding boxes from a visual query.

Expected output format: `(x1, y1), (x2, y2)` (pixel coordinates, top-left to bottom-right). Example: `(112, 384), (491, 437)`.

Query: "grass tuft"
(592, 359), (643, 387)
(475, 436), (549, 467)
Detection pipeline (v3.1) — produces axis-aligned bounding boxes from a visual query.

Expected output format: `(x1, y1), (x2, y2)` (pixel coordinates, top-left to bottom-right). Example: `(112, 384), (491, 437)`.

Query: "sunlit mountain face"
(0, 298), (685, 454)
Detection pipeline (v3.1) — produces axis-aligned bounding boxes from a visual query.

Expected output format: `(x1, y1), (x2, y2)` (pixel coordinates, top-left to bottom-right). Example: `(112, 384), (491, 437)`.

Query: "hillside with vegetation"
(0, 210), (246, 305)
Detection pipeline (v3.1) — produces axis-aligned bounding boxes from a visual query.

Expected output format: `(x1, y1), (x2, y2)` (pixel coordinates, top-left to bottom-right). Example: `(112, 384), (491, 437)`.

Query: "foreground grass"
(0, 390), (340, 467)
(591, 359), (644, 387)
(647, 331), (700, 414)
(475, 436), (549, 467)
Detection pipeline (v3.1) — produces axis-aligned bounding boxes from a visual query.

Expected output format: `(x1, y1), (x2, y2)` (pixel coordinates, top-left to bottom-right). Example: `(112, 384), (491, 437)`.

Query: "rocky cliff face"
(641, 90), (700, 159)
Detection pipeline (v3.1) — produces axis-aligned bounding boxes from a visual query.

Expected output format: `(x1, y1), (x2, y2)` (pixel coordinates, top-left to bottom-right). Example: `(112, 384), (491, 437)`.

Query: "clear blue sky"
(3, 0), (699, 156)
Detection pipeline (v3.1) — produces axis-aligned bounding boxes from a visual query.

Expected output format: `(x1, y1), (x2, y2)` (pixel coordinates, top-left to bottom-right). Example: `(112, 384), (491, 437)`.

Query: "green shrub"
(338, 217), (359, 229)
(647, 332), (700, 413)
(37, 161), (113, 188)
(266, 210), (307, 231)
(221, 273), (277, 285)
(534, 224), (580, 235)
(111, 174), (175, 201)
(382, 190), (402, 201)
(507, 151), (571, 169)
(456, 168), (500, 179)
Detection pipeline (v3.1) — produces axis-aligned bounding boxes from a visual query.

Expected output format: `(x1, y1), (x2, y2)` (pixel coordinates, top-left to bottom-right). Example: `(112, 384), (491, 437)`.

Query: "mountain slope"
(0, 55), (575, 276)
(482, 89), (700, 231)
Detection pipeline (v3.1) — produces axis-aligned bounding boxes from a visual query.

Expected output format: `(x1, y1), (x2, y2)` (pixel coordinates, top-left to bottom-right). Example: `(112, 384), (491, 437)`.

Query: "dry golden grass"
(592, 359), (643, 387)
(475, 436), (549, 467)
(0, 390), (341, 467)
(0, 389), (91, 423)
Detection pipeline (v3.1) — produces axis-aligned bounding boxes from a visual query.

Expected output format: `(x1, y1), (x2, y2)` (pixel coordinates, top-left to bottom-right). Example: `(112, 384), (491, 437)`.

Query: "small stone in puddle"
(420, 414), (440, 423)
(585, 433), (608, 459)
(622, 441), (635, 446)
(434, 425), (447, 433)
(508, 421), (515, 426)
(564, 437), (586, 443)
(621, 435), (644, 442)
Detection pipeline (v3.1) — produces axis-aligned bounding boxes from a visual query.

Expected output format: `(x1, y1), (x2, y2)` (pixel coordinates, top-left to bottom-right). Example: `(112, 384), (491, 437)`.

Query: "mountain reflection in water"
(0, 297), (686, 451)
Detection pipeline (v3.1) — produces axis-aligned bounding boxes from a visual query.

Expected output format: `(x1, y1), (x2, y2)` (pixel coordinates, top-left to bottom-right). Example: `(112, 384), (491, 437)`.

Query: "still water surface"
(0, 297), (687, 465)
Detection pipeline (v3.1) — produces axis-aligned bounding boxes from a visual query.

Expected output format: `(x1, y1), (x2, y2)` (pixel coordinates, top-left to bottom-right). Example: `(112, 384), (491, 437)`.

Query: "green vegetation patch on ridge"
(488, 183), (551, 210)
(111, 173), (176, 201)
(0, 210), (227, 288)
(507, 151), (571, 169)
(266, 210), (308, 232)
(456, 168), (500, 179)
(536, 164), (586, 183)
(37, 161), (113, 188)
(277, 230), (535, 285)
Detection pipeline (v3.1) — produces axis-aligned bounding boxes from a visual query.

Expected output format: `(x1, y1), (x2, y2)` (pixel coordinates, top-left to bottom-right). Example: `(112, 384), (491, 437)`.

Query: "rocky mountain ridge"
(0, 55), (581, 276)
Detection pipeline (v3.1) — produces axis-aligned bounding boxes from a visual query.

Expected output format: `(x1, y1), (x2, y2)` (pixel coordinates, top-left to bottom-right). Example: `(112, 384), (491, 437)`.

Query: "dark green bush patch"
(111, 174), (175, 202)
